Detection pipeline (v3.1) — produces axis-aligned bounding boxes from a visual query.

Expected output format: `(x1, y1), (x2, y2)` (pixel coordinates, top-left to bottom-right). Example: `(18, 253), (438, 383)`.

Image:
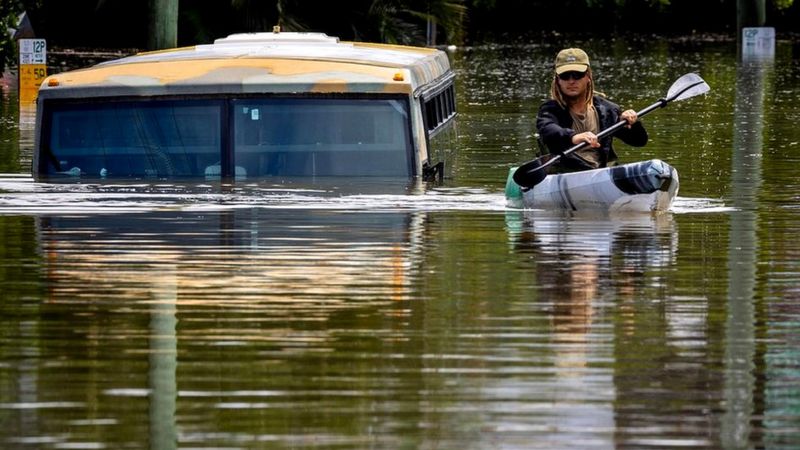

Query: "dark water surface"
(2, 36), (800, 448)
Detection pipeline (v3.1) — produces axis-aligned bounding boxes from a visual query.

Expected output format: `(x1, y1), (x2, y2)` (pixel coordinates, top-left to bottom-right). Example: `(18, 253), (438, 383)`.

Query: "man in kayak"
(536, 48), (648, 172)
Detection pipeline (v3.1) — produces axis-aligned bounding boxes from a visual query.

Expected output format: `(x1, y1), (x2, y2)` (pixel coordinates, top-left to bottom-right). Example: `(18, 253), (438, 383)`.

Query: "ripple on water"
(670, 196), (734, 213)
(2, 175), (735, 216)
(0, 176), (508, 214)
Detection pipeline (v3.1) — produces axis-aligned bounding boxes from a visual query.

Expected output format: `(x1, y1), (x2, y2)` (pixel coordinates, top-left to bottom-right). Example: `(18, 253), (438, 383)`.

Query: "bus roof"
(38, 32), (453, 100)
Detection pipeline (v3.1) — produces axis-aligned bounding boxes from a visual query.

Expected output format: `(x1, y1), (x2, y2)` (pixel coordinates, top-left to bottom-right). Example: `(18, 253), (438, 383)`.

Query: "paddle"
(512, 73), (710, 188)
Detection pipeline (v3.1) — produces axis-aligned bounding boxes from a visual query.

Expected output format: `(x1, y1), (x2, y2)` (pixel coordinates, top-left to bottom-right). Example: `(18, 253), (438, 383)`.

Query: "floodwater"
(1, 36), (799, 448)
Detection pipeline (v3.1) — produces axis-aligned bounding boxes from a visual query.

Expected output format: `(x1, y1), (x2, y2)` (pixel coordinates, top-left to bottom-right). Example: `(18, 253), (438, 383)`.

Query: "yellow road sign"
(19, 39), (47, 106)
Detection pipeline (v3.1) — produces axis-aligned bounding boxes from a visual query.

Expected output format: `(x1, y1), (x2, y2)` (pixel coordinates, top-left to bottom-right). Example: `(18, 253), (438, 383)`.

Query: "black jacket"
(536, 95), (648, 172)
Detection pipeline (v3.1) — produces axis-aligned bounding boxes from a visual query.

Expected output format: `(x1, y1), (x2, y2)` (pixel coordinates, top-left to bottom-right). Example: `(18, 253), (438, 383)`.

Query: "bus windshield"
(40, 96), (413, 179)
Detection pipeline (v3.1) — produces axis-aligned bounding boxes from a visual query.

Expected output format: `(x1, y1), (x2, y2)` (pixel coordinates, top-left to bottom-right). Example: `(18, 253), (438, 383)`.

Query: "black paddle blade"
(512, 154), (553, 188)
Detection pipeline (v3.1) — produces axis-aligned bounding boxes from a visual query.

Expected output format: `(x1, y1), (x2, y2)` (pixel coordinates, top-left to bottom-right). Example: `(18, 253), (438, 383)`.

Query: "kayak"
(505, 159), (679, 213)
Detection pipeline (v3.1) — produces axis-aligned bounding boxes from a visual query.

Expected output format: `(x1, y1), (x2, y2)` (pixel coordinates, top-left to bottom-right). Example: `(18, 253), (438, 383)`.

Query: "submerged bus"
(32, 31), (457, 181)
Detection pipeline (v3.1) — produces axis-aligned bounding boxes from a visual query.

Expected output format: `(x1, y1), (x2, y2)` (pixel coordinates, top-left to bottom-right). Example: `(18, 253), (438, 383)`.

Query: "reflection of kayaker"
(537, 48), (648, 173)
(505, 209), (677, 266)
(505, 209), (678, 366)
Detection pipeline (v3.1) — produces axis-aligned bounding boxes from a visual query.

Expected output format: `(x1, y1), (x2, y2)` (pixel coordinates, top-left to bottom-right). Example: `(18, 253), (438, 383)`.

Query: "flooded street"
(2, 36), (800, 448)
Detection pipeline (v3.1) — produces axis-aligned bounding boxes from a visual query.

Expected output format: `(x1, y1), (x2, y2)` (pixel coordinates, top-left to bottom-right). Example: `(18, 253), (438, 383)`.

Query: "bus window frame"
(37, 93), (417, 180)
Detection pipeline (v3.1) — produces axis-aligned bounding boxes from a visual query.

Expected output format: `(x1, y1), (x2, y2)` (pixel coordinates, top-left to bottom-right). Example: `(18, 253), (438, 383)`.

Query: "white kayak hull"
(505, 159), (679, 213)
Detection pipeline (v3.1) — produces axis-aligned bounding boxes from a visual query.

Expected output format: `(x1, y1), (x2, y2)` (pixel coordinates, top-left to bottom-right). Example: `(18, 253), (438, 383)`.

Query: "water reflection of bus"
(32, 32), (457, 182)
(32, 209), (426, 449)
(38, 209), (424, 306)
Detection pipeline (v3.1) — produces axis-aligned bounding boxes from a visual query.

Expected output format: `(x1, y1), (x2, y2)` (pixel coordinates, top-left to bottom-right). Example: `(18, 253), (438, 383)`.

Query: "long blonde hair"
(550, 67), (594, 110)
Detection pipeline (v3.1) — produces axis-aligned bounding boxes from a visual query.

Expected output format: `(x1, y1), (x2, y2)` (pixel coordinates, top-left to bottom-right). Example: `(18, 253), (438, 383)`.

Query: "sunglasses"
(558, 71), (587, 81)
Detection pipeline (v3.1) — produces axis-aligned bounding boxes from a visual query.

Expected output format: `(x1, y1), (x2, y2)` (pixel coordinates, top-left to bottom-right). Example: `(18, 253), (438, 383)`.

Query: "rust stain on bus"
(44, 59), (417, 93)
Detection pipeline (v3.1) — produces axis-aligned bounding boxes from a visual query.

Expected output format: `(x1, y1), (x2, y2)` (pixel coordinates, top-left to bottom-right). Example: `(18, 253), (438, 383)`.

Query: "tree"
(0, 0), (23, 73)
(148, 0), (178, 50)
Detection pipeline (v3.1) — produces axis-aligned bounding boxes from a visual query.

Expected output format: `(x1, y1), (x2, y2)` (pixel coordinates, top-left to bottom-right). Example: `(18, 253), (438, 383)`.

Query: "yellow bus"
(33, 31), (457, 181)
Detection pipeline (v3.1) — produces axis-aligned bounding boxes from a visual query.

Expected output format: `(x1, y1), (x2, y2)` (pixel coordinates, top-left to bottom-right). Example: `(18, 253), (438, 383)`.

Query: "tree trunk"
(148, 0), (178, 50)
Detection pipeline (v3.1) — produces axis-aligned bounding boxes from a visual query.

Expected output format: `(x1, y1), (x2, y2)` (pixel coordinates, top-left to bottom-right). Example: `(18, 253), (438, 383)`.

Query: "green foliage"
(15, 0), (800, 51)
(613, 0), (672, 7)
(368, 0), (422, 44)
(1, 1), (19, 73)
(1, 0), (45, 72)
(222, 0), (465, 45)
